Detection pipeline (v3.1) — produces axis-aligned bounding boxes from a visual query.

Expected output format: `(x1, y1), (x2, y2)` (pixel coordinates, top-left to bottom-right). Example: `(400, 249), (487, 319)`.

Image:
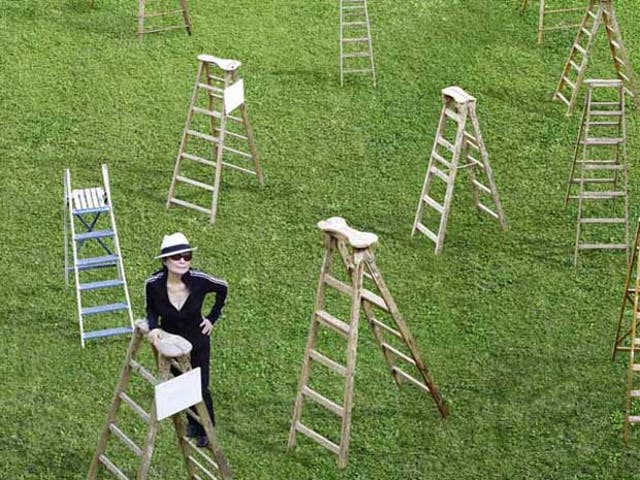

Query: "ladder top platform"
(197, 54), (241, 71)
(442, 86), (476, 105)
(317, 217), (378, 249)
(70, 187), (106, 211)
(585, 78), (623, 88)
(135, 319), (193, 357)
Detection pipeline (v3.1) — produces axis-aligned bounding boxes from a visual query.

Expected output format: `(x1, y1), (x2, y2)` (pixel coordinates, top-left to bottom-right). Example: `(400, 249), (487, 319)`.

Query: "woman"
(145, 232), (228, 447)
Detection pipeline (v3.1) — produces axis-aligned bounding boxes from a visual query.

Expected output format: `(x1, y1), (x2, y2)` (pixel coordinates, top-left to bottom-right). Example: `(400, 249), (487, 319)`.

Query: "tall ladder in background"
(167, 54), (263, 224)
(612, 219), (640, 361)
(569, 79), (629, 266)
(63, 164), (133, 348)
(339, 0), (376, 86)
(412, 86), (506, 255)
(287, 217), (448, 469)
(520, 0), (584, 44)
(553, 0), (639, 115)
(87, 320), (232, 480)
(137, 0), (192, 41)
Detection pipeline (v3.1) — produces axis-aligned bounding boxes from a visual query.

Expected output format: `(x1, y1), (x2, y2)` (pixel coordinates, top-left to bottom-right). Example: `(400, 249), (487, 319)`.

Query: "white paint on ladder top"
(224, 79), (245, 114)
(155, 367), (202, 421)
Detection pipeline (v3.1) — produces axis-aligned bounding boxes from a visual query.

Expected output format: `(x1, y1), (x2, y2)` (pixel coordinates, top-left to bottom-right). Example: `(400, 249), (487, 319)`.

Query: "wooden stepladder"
(137, 0), (192, 41)
(88, 320), (232, 480)
(287, 217), (448, 469)
(567, 79), (629, 266)
(63, 164), (133, 348)
(520, 0), (584, 44)
(411, 86), (506, 255)
(167, 54), (263, 224)
(612, 219), (640, 361)
(553, 0), (639, 115)
(339, 0), (376, 86)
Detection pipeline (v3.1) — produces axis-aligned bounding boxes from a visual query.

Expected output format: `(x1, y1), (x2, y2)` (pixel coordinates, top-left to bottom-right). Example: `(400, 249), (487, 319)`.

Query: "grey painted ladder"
(569, 79), (629, 266)
(87, 320), (232, 480)
(412, 86), (506, 255)
(339, 0), (376, 86)
(287, 217), (448, 469)
(167, 54), (263, 224)
(63, 164), (133, 348)
(553, 0), (639, 115)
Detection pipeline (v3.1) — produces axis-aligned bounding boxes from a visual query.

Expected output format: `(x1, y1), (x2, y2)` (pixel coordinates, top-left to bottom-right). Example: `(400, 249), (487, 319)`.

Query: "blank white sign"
(224, 79), (245, 114)
(155, 367), (202, 421)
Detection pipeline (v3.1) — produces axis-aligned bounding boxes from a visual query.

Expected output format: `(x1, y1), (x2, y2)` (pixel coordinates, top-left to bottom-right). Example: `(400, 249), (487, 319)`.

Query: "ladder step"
(192, 106), (222, 119)
(579, 218), (626, 224)
(370, 317), (402, 339)
(130, 359), (159, 386)
(343, 21), (366, 26)
(573, 43), (586, 56)
(187, 130), (218, 143)
(323, 275), (389, 312)
(168, 198), (212, 215)
(342, 37), (368, 43)
(415, 223), (439, 243)
(429, 165), (450, 182)
(109, 423), (142, 457)
(120, 391), (151, 422)
(471, 179), (491, 195)
(391, 366), (430, 394)
(221, 161), (258, 176)
(315, 309), (350, 337)
(571, 178), (616, 184)
(582, 138), (624, 146)
(81, 303), (129, 316)
(141, 25), (186, 34)
(342, 68), (373, 74)
(555, 92), (570, 106)
(342, 52), (371, 58)
(381, 342), (416, 366)
(563, 76), (575, 90)
(431, 152), (452, 169)
(74, 229), (114, 241)
(76, 255), (119, 270)
(197, 83), (223, 94)
(176, 175), (216, 192)
(578, 243), (628, 250)
(79, 279), (125, 291)
(182, 152), (215, 167)
(569, 60), (580, 72)
(579, 191), (625, 199)
(628, 416), (640, 423)
(587, 121), (620, 126)
(436, 136), (456, 153)
(630, 390), (640, 398)
(589, 110), (623, 117)
(477, 203), (499, 219)
(633, 364), (640, 372)
(98, 455), (128, 480)
(443, 108), (461, 122)
(302, 385), (344, 416)
(309, 349), (347, 376)
(422, 195), (444, 214)
(294, 422), (340, 455)
(582, 163), (623, 171)
(82, 326), (132, 341)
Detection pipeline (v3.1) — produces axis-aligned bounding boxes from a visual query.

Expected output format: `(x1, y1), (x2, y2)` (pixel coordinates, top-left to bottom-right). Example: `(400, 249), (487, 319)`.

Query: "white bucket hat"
(155, 232), (197, 259)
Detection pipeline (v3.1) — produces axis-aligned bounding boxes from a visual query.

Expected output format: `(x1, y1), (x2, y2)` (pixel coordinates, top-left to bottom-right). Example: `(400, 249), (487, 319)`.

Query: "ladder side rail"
(102, 164), (134, 329)
(537, 0), (545, 43)
(167, 61), (205, 209)
(88, 329), (145, 479)
(467, 104), (506, 230)
(64, 170), (71, 285)
(66, 169), (86, 348)
(169, 411), (197, 480)
(464, 136), (481, 212)
(178, 0), (192, 35)
(553, 3), (591, 102)
(411, 104), (449, 236)
(137, 0), (145, 40)
(362, 0), (376, 86)
(565, 99), (588, 205)
(288, 235), (335, 449)
(624, 235), (640, 442)
(232, 70), (264, 185)
(208, 68), (230, 224)
(621, 86), (630, 262)
(363, 251), (448, 418)
(613, 222), (640, 360)
(361, 300), (402, 388)
(339, 0), (344, 86)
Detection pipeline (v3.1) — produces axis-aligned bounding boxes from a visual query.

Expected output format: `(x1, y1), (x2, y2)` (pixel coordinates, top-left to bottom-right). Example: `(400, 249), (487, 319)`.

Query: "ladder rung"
(98, 455), (128, 480)
(471, 180), (491, 195)
(302, 386), (344, 417)
(579, 191), (625, 199)
(573, 43), (586, 56)
(294, 422), (340, 454)
(611, 39), (621, 50)
(79, 279), (124, 291)
(109, 423), (142, 457)
(582, 138), (624, 146)
(381, 342), (416, 366)
(614, 56), (626, 67)
(342, 68), (373, 74)
(443, 109), (461, 122)
(323, 275), (389, 312)
(555, 92), (570, 106)
(74, 229), (114, 241)
(370, 318), (402, 339)
(422, 195), (444, 214)
(309, 349), (347, 376)
(342, 37), (368, 43)
(183, 438), (220, 471)
(129, 360), (159, 386)
(221, 161), (257, 176)
(628, 416), (640, 424)
(343, 21), (366, 26)
(81, 303), (129, 316)
(342, 52), (371, 58)
(587, 10), (597, 19)
(634, 364), (640, 372)
(578, 243), (628, 250)
(463, 132), (479, 150)
(477, 203), (499, 219)
(120, 391), (150, 423)
(415, 223), (438, 243)
(429, 165), (450, 182)
(197, 83), (223, 94)
(391, 366), (430, 394)
(579, 218), (626, 224)
(182, 152), (215, 167)
(590, 110), (623, 117)
(571, 177), (615, 183)
(221, 145), (252, 159)
(587, 121), (620, 126)
(569, 60), (580, 72)
(216, 128), (248, 141)
(315, 309), (349, 337)
(630, 390), (640, 398)
(192, 106), (222, 119)
(431, 152), (451, 169)
(142, 25), (185, 34)
(142, 9), (183, 18)
(186, 454), (218, 479)
(176, 175), (216, 192)
(168, 198), (212, 215)
(83, 326), (132, 340)
(76, 255), (118, 270)
(563, 76), (575, 90)
(436, 136), (456, 153)
(187, 130), (218, 143)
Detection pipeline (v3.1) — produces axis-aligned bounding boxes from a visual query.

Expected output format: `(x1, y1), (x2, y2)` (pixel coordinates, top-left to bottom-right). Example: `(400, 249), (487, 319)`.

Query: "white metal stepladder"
(519, 0), (584, 44)
(339, 0), (376, 86)
(553, 0), (639, 115)
(167, 54), (263, 224)
(288, 217), (448, 469)
(412, 86), (506, 255)
(87, 320), (232, 480)
(63, 164), (134, 348)
(565, 79), (629, 266)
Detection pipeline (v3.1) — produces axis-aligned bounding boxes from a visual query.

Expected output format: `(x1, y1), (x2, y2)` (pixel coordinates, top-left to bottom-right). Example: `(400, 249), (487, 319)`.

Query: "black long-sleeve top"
(145, 268), (228, 347)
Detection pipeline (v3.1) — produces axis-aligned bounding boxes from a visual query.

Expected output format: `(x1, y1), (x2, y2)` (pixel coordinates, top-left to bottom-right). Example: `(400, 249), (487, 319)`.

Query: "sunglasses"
(168, 252), (193, 261)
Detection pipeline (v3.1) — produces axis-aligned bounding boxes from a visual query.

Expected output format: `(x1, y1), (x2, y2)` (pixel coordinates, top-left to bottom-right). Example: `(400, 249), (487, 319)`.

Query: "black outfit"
(146, 268), (227, 434)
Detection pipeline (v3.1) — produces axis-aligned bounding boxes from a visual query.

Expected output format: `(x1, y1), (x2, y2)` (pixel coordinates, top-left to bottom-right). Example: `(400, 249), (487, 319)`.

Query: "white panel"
(154, 367), (202, 421)
(224, 79), (245, 114)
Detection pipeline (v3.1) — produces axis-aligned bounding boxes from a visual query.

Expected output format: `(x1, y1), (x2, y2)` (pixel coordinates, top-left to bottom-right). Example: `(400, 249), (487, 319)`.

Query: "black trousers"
(171, 339), (215, 435)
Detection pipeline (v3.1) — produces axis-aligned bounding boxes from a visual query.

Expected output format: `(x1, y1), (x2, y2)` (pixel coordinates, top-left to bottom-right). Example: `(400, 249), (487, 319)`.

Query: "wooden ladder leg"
(233, 71), (263, 185)
(208, 72), (229, 224)
(178, 0), (192, 35)
(613, 225), (640, 360)
(537, 0), (545, 44)
(565, 104), (588, 206)
(137, 0), (145, 41)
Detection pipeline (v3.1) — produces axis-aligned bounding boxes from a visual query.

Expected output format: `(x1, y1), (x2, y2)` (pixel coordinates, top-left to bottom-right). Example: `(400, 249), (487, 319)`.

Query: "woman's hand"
(200, 318), (213, 335)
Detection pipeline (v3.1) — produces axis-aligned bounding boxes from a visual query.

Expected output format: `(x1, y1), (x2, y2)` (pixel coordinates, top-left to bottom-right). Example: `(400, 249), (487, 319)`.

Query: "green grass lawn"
(3, 0), (640, 478)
